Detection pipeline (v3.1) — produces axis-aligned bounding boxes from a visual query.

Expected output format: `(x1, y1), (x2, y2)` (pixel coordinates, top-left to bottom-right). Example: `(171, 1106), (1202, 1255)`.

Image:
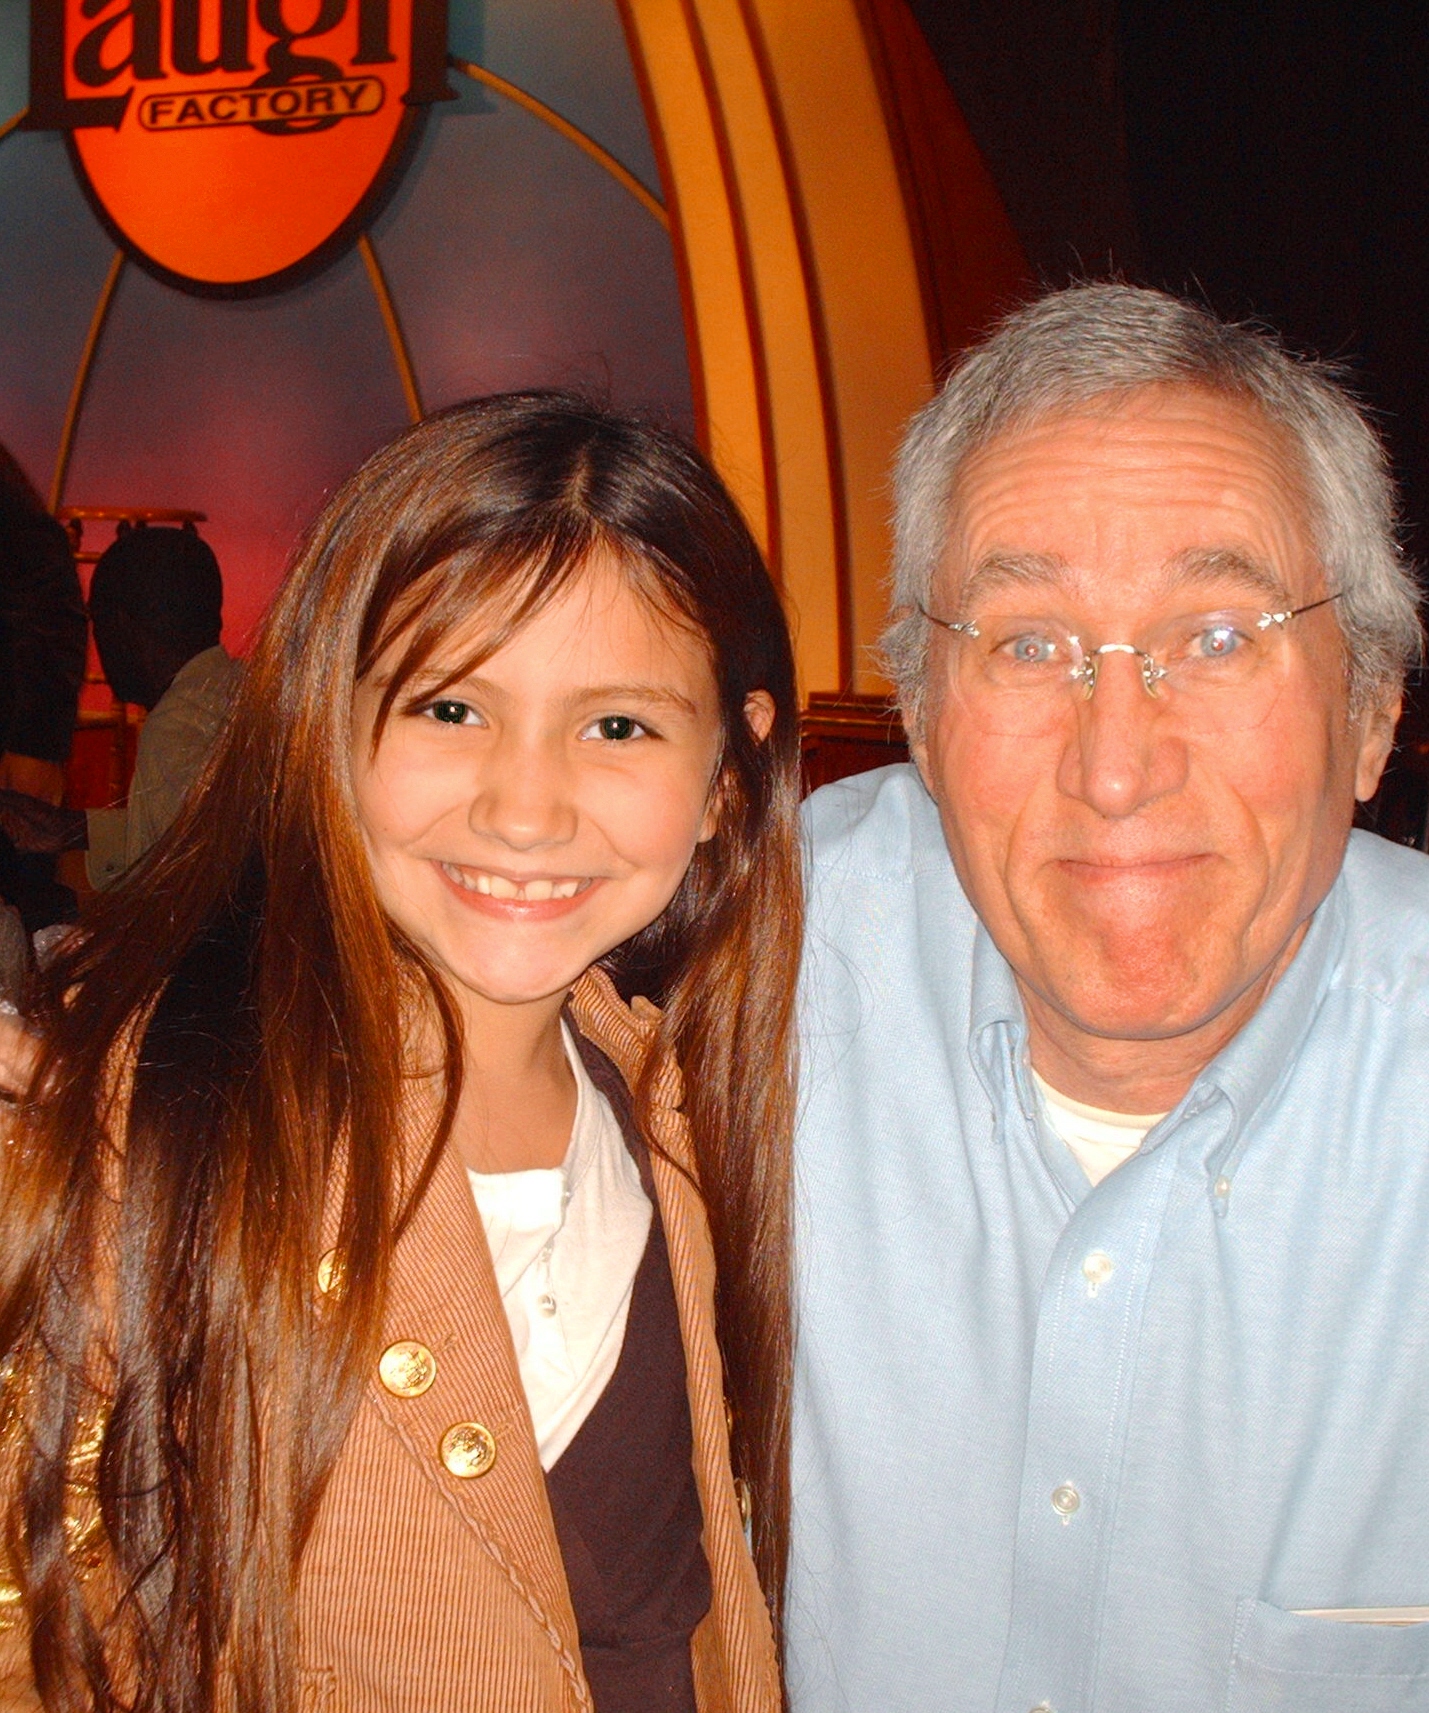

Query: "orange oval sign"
(25, 0), (451, 293)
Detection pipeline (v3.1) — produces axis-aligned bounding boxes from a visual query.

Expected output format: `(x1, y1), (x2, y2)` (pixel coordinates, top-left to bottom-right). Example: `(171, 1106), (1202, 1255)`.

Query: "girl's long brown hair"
(0, 395), (800, 1711)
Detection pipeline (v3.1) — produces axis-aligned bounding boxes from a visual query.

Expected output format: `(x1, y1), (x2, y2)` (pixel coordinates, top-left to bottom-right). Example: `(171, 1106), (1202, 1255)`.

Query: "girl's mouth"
(438, 862), (590, 902)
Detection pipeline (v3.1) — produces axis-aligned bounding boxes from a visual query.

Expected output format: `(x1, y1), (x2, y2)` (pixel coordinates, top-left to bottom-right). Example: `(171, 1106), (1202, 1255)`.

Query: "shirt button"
(1081, 1250), (1114, 1292)
(378, 1341), (437, 1397)
(537, 1292), (558, 1317)
(1030, 1703), (1055, 1713)
(1214, 1175), (1231, 1198)
(440, 1421), (498, 1478)
(1051, 1482), (1081, 1519)
(316, 1249), (343, 1297)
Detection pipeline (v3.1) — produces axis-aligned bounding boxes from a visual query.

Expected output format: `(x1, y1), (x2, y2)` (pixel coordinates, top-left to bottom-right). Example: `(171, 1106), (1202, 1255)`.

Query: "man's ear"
(906, 704), (939, 798)
(1354, 689), (1402, 802)
(699, 690), (777, 842)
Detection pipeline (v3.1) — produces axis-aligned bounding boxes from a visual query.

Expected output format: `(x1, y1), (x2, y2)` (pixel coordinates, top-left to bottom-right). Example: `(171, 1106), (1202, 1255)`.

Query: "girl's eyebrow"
(572, 682), (703, 717)
(394, 667), (703, 718)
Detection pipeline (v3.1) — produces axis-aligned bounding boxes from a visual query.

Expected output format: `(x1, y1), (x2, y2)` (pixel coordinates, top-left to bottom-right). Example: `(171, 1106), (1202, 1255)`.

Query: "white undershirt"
(1032, 1070), (1168, 1186)
(467, 1025), (652, 1469)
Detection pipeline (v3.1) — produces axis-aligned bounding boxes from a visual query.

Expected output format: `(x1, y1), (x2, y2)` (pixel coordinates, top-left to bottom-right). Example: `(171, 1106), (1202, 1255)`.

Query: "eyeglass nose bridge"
(1072, 639), (1169, 699)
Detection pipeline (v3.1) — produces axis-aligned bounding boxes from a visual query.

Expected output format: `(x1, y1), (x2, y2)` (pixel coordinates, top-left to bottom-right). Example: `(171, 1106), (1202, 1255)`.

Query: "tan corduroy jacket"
(0, 968), (780, 1713)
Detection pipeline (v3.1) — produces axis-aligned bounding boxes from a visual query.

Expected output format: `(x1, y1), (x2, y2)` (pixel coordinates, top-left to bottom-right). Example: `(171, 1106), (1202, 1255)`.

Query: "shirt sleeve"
(83, 650), (240, 890)
(84, 805), (129, 890)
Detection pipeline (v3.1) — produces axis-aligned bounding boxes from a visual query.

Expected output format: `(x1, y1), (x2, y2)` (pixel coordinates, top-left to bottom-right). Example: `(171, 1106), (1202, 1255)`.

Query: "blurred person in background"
(0, 446), (84, 806)
(0, 446), (85, 935)
(0, 522), (241, 890)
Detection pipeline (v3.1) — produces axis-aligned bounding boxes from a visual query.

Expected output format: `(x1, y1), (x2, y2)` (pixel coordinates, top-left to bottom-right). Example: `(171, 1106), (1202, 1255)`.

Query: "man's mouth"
(1058, 851), (1211, 882)
(439, 863), (589, 902)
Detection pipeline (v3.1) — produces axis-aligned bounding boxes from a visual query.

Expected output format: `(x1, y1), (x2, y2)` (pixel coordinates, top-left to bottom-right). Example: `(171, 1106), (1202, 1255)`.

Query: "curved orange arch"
(617, 0), (1024, 697)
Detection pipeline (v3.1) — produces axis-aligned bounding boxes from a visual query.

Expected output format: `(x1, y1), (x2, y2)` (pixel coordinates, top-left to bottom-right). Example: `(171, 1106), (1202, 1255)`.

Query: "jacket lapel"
(570, 969), (778, 1712)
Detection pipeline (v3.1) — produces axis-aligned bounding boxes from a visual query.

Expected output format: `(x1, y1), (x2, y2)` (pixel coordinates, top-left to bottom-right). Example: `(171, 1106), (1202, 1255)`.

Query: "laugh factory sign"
(24, 0), (451, 292)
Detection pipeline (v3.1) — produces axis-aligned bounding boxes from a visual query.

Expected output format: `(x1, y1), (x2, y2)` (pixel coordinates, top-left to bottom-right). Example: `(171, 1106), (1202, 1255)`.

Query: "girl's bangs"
(360, 529), (713, 746)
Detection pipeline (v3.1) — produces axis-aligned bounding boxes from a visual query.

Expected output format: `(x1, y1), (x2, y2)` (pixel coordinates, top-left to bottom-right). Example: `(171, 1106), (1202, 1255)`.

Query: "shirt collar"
(1188, 866), (1346, 1176)
(969, 915), (1030, 1093)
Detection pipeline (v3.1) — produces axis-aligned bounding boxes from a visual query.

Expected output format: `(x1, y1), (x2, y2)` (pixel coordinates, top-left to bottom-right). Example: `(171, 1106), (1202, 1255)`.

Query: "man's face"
(912, 385), (1398, 1076)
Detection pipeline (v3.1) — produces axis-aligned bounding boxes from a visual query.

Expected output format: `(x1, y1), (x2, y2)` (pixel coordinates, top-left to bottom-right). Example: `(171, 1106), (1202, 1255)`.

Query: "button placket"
(997, 1131), (1184, 1713)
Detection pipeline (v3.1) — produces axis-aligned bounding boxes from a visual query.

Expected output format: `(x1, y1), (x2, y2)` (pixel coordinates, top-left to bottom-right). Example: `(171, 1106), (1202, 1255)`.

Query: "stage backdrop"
(0, 0), (1024, 695)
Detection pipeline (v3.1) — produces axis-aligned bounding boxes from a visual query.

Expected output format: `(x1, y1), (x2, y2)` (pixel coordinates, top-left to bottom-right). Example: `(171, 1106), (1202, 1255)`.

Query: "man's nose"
(467, 735), (579, 850)
(1056, 649), (1188, 817)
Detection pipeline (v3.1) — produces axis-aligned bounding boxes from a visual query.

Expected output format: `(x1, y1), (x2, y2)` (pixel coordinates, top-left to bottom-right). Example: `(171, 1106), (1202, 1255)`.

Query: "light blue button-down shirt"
(789, 764), (1429, 1713)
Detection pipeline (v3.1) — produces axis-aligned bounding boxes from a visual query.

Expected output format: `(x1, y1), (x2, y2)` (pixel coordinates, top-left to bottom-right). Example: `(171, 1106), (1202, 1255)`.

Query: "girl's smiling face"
(351, 553), (727, 1026)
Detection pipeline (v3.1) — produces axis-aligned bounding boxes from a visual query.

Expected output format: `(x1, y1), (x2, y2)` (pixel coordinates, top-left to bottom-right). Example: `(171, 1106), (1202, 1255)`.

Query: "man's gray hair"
(884, 283), (1422, 733)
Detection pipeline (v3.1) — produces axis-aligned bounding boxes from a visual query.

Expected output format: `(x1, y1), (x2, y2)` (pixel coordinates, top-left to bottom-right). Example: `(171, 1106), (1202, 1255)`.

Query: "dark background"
(904, 0), (1429, 838)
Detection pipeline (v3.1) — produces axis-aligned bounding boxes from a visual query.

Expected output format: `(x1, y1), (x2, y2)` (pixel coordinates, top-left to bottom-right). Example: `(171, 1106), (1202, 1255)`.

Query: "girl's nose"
(467, 739), (579, 850)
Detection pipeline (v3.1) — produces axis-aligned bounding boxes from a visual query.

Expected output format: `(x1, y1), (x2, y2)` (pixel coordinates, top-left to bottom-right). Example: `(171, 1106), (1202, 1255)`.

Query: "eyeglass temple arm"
(1262, 591), (1343, 627)
(915, 602), (975, 633)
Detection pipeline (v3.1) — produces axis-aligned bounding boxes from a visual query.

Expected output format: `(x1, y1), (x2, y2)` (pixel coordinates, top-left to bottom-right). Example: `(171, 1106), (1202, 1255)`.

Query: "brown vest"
(544, 1040), (712, 1713)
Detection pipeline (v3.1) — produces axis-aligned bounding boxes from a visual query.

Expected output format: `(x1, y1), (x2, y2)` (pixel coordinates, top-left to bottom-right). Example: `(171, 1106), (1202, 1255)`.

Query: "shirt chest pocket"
(1227, 1598), (1429, 1712)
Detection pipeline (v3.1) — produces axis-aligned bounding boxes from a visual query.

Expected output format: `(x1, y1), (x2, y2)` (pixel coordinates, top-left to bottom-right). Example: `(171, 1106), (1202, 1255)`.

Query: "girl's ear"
(698, 690), (778, 842)
(743, 689), (776, 743)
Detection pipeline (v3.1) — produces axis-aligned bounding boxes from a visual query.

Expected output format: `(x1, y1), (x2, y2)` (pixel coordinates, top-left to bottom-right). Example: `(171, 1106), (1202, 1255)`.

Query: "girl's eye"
(424, 699), (479, 726)
(582, 714), (648, 742)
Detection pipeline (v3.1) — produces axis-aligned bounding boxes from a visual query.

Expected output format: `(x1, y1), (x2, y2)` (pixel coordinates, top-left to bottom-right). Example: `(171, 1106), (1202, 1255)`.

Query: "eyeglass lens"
(939, 607), (1300, 737)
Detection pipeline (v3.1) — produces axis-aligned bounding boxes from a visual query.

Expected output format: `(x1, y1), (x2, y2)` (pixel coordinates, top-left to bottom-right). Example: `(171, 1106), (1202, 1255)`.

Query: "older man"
(789, 286), (1429, 1711)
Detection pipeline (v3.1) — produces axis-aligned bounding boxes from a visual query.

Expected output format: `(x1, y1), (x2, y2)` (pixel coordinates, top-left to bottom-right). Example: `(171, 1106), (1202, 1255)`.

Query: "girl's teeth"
(444, 864), (583, 902)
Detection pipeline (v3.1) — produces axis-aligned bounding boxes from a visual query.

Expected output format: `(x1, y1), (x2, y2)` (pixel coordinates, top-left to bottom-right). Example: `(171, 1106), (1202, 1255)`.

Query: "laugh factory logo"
(25, 0), (452, 291)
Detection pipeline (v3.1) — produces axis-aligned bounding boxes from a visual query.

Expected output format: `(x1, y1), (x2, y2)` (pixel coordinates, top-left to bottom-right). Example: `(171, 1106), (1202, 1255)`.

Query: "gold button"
(379, 1341), (437, 1398)
(316, 1249), (343, 1296)
(734, 1476), (752, 1524)
(440, 1421), (497, 1479)
(724, 1397), (735, 1434)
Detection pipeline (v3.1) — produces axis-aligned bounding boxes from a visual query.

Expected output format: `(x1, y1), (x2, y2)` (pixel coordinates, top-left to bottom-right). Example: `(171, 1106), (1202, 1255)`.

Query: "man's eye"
(582, 714), (648, 742)
(1194, 623), (1246, 659)
(995, 631), (1063, 667)
(423, 699), (479, 726)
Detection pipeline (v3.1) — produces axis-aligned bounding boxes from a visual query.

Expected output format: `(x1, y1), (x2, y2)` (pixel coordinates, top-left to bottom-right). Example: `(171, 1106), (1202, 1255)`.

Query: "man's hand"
(0, 789), (86, 855)
(0, 1011), (39, 1098)
(0, 754), (66, 805)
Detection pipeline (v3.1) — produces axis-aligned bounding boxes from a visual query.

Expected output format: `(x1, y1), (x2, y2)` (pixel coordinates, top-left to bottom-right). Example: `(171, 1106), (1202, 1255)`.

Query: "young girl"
(0, 396), (800, 1712)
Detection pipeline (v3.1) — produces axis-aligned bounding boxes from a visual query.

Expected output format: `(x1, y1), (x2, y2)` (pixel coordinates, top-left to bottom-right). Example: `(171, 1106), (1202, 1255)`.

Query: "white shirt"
(467, 1025), (652, 1469)
(1032, 1070), (1167, 1186)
